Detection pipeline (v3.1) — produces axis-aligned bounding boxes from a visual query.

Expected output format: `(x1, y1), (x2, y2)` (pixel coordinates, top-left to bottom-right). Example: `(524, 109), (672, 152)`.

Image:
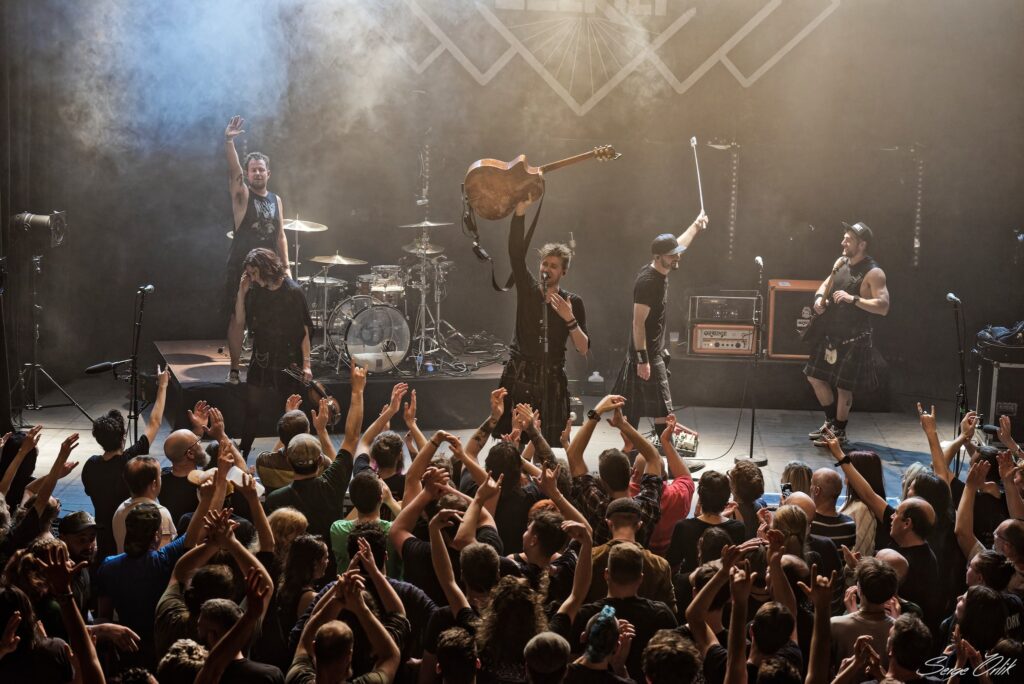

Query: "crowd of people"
(0, 367), (1023, 684)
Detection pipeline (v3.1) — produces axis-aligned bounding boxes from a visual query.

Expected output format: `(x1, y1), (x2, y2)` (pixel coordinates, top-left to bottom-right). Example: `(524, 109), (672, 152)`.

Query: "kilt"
(247, 348), (304, 390)
(494, 355), (569, 446)
(803, 331), (879, 393)
(613, 354), (672, 425)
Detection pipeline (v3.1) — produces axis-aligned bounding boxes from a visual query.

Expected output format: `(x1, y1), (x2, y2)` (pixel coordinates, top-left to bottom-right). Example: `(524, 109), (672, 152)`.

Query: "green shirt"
(328, 518), (402, 579)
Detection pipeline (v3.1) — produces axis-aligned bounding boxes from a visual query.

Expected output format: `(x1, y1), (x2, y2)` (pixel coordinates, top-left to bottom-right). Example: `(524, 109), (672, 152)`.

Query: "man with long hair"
(223, 115), (291, 385)
(236, 247), (312, 457)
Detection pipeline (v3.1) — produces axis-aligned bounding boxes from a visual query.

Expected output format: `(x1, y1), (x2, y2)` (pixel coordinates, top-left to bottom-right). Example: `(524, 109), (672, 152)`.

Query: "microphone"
(138, 284), (155, 294)
(472, 241), (490, 262)
(85, 362), (114, 375)
(754, 256), (764, 269)
(946, 292), (961, 305)
(541, 271), (549, 282)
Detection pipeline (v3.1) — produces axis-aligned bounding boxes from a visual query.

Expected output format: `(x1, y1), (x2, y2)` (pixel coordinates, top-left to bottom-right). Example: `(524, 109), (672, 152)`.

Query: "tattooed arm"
(466, 388), (507, 462)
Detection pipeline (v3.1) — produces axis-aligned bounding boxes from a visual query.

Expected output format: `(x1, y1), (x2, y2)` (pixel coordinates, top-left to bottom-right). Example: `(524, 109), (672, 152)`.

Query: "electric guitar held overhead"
(463, 145), (620, 221)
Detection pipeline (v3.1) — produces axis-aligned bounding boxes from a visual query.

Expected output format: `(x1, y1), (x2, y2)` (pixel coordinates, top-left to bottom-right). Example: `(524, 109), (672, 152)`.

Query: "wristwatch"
(587, 409), (600, 422)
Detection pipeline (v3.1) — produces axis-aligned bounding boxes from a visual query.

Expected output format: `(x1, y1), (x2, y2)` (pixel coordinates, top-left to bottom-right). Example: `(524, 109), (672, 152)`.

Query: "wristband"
(852, 296), (860, 306)
(567, 320), (579, 331)
(834, 455), (852, 466)
(814, 294), (824, 302)
(635, 349), (649, 365)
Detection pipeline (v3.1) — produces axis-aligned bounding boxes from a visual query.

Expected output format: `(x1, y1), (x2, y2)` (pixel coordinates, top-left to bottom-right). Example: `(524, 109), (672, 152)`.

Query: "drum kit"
(236, 216), (463, 374)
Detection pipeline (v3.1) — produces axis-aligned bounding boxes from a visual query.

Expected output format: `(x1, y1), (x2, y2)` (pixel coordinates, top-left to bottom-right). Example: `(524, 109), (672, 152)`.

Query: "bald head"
(785, 491), (817, 526)
(891, 496), (935, 543)
(811, 468), (843, 506)
(164, 429), (199, 463)
(874, 548), (909, 584)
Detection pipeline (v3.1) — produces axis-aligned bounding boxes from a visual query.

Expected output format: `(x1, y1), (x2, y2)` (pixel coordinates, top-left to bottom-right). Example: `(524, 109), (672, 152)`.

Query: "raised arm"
(311, 397), (338, 462)
(799, 566), (837, 684)
(341, 363), (366, 455)
(353, 536), (404, 616)
(0, 425), (41, 496)
(466, 388), (506, 461)
(825, 429), (888, 521)
(143, 366), (170, 445)
(608, 408), (660, 473)
(660, 415), (692, 480)
(454, 476), (501, 549)
(197, 568), (271, 684)
(403, 389), (427, 451)
(347, 573), (403, 684)
(518, 404), (557, 471)
(402, 430), (447, 503)
(449, 436), (488, 489)
(555, 521), (593, 623)
(239, 471), (274, 554)
(676, 211), (708, 251)
(766, 532), (799, 643)
(919, 403), (953, 484)
(39, 544), (105, 684)
(224, 116), (247, 202)
(955, 461), (986, 560)
(33, 433), (79, 517)
(358, 383), (408, 456)
(429, 509), (471, 615)
(391, 469), (442, 556)
(997, 451), (1024, 520)
(566, 395), (625, 477)
(725, 561), (754, 684)
(537, 466), (590, 530)
(685, 558), (731, 656)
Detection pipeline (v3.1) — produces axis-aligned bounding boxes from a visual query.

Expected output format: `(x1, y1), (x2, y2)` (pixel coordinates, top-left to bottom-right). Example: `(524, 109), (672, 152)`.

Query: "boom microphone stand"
(128, 285), (154, 443)
(539, 271), (550, 439)
(948, 292), (969, 472)
(736, 256), (767, 467)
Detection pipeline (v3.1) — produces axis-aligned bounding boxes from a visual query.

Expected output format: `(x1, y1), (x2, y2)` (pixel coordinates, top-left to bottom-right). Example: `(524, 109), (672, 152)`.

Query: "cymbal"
(284, 219), (328, 233)
(398, 219), (453, 229)
(309, 253), (368, 266)
(403, 240), (445, 255)
(297, 275), (347, 287)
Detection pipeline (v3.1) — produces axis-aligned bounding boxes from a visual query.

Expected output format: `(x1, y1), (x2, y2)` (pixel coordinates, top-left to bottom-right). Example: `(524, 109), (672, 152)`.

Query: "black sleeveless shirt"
(227, 191), (280, 271)
(828, 255), (878, 335)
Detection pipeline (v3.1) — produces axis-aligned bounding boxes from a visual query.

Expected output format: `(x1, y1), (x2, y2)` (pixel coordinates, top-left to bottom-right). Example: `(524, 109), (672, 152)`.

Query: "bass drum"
(327, 296), (410, 373)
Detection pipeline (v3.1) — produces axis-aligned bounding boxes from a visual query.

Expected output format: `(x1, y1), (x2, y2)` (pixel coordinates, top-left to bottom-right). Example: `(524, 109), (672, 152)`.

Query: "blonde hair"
(268, 507), (308, 560)
(772, 505), (809, 557)
(537, 242), (573, 270)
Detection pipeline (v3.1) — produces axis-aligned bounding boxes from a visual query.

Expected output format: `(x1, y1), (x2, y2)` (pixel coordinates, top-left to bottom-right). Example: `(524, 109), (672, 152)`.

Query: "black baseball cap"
(58, 511), (98, 535)
(842, 221), (873, 244)
(651, 233), (684, 256)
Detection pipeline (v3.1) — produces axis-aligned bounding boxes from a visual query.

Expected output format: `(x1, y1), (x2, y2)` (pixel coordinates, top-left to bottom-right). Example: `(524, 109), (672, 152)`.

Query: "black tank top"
(829, 255), (878, 334)
(227, 191), (280, 269)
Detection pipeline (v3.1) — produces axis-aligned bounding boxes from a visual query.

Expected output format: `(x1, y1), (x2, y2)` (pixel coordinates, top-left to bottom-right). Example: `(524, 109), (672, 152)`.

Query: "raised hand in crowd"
(188, 399), (211, 436)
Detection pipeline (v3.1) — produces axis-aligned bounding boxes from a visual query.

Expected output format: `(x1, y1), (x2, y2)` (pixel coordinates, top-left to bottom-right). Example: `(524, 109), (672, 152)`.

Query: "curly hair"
(267, 507), (307, 564)
(243, 151), (270, 176)
(243, 247), (286, 282)
(92, 409), (127, 452)
(278, 534), (328, 622)
(729, 460), (765, 503)
(157, 638), (208, 684)
(642, 629), (701, 684)
(477, 576), (547, 667)
(370, 431), (404, 471)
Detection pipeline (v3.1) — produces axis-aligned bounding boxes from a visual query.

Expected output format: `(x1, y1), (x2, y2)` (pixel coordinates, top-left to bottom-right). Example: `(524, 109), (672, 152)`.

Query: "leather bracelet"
(834, 455), (852, 466)
(567, 320), (579, 331)
(635, 349), (649, 364)
(814, 294), (824, 302)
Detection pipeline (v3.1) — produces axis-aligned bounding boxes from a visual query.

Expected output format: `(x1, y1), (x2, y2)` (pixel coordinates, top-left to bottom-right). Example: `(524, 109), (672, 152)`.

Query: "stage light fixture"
(13, 210), (67, 248)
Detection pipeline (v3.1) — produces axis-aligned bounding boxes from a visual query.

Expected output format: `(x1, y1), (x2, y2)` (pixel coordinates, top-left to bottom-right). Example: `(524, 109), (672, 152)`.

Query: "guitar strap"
(461, 184), (544, 292)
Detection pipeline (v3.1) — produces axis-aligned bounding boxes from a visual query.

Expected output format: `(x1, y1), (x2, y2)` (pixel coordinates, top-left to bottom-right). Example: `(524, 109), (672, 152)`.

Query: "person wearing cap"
(58, 511), (98, 611)
(587, 497), (675, 606)
(805, 221), (890, 447)
(613, 211), (708, 429)
(493, 197), (589, 445)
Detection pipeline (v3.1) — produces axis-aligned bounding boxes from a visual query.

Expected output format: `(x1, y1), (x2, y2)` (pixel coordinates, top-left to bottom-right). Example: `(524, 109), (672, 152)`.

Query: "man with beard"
(614, 212), (708, 430)
(160, 428), (212, 527)
(223, 115), (291, 385)
(805, 222), (889, 446)
(493, 198), (590, 445)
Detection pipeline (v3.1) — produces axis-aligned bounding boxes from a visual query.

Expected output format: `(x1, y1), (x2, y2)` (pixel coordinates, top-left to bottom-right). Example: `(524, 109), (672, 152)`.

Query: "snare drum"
(369, 265), (405, 307)
(298, 275), (348, 327)
(356, 274), (375, 297)
(326, 296), (410, 373)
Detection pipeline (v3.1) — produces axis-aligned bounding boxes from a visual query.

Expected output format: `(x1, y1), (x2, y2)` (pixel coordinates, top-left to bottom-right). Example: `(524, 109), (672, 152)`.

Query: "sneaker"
(227, 369), (240, 385)
(808, 420), (833, 440)
(813, 427), (848, 448)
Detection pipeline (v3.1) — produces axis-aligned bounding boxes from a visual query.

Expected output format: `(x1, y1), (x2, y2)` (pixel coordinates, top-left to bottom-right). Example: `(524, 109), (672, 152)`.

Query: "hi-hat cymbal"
(284, 219), (329, 233)
(398, 219), (453, 229)
(403, 240), (445, 255)
(309, 253), (368, 266)
(297, 275), (346, 287)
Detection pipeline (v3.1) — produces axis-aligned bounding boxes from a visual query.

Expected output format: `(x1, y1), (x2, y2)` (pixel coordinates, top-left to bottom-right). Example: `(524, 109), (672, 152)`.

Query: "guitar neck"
(539, 150), (597, 174)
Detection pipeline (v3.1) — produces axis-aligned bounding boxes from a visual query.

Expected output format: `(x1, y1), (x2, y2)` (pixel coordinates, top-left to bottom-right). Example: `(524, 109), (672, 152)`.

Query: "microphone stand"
(539, 274), (549, 441)
(736, 260), (767, 466)
(951, 296), (969, 473)
(128, 288), (151, 444)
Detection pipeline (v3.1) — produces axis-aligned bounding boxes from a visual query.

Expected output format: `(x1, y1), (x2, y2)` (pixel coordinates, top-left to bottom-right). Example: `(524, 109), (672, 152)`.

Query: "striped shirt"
(811, 512), (857, 551)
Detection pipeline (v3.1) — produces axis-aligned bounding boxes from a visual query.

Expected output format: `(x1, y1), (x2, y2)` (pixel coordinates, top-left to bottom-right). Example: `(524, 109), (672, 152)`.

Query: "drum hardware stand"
(539, 273), (550, 434)
(11, 254), (94, 425)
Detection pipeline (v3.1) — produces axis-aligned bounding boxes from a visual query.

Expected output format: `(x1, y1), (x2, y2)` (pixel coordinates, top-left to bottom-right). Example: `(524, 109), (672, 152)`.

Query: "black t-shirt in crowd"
(460, 470), (546, 554)
(221, 657), (284, 684)
(569, 596), (677, 682)
(402, 525), (503, 607)
(630, 264), (669, 353)
(264, 451), (353, 542)
(667, 517), (747, 574)
(702, 640), (803, 684)
(353, 453), (405, 519)
(159, 468), (199, 527)
(949, 477), (1009, 549)
(0, 637), (74, 683)
(506, 212), (588, 364)
(882, 505), (941, 631)
(81, 435), (150, 559)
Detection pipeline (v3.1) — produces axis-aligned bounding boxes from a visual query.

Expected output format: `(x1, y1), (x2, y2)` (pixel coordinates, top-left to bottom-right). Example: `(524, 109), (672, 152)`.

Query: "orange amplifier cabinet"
(690, 324), (755, 355)
(768, 279), (820, 360)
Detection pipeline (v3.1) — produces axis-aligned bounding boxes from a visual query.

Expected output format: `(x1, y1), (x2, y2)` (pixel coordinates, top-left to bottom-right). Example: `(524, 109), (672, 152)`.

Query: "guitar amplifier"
(690, 324), (755, 355)
(689, 294), (758, 323)
(768, 279), (820, 360)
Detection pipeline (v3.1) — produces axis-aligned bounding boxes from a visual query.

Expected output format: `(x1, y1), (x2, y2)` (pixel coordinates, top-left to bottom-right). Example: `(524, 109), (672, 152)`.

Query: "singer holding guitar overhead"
(805, 222), (890, 448)
(493, 197), (588, 445)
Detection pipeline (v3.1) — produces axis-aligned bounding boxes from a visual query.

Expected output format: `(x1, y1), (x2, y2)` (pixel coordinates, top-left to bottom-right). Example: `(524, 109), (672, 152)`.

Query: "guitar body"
(800, 305), (831, 348)
(464, 155), (546, 221)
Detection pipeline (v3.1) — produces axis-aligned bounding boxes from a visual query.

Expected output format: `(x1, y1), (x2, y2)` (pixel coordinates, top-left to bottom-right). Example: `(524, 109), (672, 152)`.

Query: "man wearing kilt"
(805, 221), (890, 447)
(614, 212), (708, 431)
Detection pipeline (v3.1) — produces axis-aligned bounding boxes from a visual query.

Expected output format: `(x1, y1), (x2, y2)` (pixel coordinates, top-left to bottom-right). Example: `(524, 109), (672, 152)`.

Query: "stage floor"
(15, 371), (947, 522)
